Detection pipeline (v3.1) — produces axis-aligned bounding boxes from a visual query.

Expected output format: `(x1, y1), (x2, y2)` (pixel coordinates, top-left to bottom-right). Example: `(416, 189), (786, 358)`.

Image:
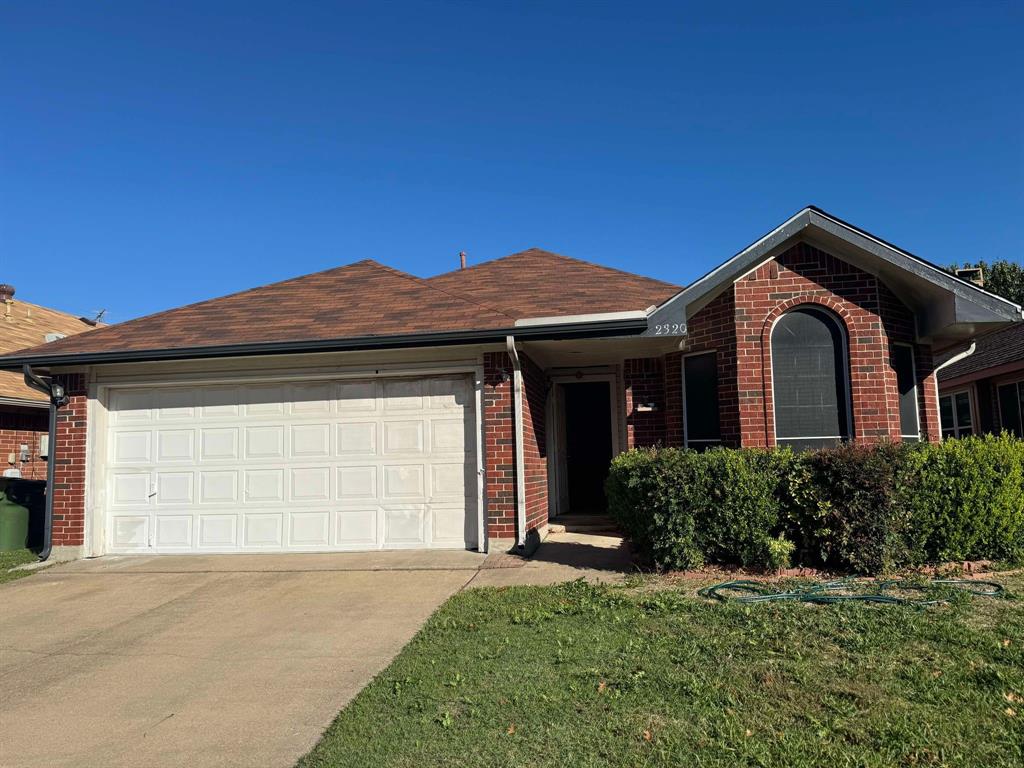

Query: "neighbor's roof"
(1, 252), (680, 365)
(938, 322), (1024, 383)
(0, 296), (99, 404)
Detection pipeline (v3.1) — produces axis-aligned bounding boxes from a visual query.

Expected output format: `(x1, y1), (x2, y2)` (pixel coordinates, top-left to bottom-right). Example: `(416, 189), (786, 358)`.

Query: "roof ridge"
(429, 247), (682, 290)
(5, 298), (95, 324)
(370, 259), (518, 322)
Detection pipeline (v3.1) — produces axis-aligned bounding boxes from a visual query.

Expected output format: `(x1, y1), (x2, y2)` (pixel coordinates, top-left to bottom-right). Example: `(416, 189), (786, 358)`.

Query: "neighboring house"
(0, 207), (1020, 560)
(936, 322), (1024, 439)
(0, 284), (99, 480)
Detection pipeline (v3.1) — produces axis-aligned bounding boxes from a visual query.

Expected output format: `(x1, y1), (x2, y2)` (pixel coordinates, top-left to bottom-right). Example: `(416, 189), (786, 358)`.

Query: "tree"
(948, 259), (1024, 306)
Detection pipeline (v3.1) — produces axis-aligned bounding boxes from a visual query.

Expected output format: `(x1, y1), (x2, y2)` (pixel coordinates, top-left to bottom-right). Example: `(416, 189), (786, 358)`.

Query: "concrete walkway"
(0, 533), (631, 768)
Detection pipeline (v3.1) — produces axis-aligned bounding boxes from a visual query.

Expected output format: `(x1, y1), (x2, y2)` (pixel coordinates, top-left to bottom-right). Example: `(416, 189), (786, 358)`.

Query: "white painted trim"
(88, 360), (486, 557)
(768, 306), (853, 447)
(514, 310), (649, 327)
(506, 336), (527, 548)
(893, 342), (921, 441)
(681, 349), (720, 448)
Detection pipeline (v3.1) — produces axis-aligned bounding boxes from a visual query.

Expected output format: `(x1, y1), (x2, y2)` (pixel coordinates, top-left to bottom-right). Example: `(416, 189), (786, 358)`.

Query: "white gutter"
(506, 335), (527, 549)
(514, 309), (649, 327)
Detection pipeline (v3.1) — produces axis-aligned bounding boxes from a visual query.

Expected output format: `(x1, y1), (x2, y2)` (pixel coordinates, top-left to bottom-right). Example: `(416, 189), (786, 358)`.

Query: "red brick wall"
(0, 407), (48, 480)
(733, 243), (940, 446)
(623, 357), (665, 447)
(52, 373), (88, 546)
(483, 351), (549, 543)
(658, 242), (939, 449)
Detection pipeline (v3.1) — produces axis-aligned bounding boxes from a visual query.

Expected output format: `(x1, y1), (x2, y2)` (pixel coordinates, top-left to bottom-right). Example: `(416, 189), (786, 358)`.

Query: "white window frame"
(939, 387), (975, 439)
(893, 342), (921, 441)
(681, 349), (721, 448)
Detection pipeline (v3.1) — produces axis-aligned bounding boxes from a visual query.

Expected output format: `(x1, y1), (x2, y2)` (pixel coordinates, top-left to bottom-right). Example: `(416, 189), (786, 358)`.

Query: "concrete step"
(548, 515), (620, 535)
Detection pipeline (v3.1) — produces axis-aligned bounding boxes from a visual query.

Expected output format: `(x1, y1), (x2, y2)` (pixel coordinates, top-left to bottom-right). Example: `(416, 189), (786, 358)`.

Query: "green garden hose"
(698, 578), (1005, 606)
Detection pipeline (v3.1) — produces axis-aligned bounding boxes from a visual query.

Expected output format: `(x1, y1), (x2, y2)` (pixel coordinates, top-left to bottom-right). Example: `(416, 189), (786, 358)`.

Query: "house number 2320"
(653, 323), (685, 335)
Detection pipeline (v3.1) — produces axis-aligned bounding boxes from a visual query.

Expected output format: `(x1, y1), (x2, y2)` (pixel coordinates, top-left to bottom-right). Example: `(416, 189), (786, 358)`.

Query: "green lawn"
(0, 548), (39, 585)
(300, 575), (1023, 768)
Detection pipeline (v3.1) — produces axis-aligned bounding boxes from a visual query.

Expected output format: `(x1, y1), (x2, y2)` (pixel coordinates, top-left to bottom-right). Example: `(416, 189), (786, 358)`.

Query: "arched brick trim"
(759, 298), (856, 447)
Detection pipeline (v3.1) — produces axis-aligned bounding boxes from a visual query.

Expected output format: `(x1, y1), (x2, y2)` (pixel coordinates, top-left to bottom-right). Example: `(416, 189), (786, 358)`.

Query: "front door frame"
(546, 373), (621, 518)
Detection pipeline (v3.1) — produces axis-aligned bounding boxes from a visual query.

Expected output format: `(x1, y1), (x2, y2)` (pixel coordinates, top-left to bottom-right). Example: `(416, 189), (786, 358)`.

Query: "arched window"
(771, 306), (851, 450)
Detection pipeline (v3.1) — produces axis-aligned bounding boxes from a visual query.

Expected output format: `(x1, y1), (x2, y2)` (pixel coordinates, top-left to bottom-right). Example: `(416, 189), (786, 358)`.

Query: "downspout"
(506, 336), (527, 550)
(931, 342), (976, 434)
(23, 365), (67, 562)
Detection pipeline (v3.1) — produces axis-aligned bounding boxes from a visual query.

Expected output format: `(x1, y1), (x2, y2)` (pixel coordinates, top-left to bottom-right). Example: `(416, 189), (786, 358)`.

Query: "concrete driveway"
(0, 551), (484, 768)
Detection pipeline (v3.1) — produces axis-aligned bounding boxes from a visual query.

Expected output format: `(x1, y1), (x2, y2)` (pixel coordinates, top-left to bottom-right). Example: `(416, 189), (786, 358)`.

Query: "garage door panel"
(383, 505), (425, 545)
(155, 515), (193, 548)
(156, 429), (195, 462)
(103, 375), (477, 553)
(243, 513), (284, 548)
(337, 465), (378, 501)
(112, 431), (152, 463)
(244, 469), (284, 503)
(290, 510), (330, 547)
(383, 420), (425, 454)
(113, 516), (149, 548)
(200, 428), (239, 460)
(290, 467), (330, 501)
(337, 422), (377, 455)
(290, 423), (330, 457)
(336, 509), (378, 547)
(200, 471), (239, 504)
(156, 471), (194, 505)
(198, 514), (238, 547)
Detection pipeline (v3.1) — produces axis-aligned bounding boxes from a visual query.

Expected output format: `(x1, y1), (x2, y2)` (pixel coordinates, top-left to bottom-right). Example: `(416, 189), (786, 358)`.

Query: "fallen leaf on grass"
(642, 730), (652, 742)
(597, 681), (607, 694)
(507, 723), (516, 735)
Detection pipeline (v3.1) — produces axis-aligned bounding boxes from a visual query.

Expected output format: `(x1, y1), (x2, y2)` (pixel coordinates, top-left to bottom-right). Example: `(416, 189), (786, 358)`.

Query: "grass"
(300, 574), (1024, 768)
(0, 548), (39, 585)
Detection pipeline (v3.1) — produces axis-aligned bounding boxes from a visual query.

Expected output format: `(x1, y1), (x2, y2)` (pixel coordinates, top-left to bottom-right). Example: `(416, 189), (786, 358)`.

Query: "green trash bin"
(0, 489), (30, 551)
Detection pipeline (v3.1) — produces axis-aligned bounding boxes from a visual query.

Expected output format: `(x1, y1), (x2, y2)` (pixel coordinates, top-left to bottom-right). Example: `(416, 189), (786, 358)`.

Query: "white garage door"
(100, 375), (478, 553)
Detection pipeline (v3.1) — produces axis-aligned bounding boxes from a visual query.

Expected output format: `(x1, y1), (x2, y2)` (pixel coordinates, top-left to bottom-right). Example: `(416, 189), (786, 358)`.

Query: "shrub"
(793, 442), (912, 573)
(899, 433), (1024, 564)
(607, 435), (1024, 575)
(606, 447), (793, 571)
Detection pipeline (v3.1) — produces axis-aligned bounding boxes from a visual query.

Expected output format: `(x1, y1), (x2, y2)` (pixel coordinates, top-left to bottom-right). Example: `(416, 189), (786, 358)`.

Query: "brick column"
(623, 357), (665, 448)
(52, 373), (88, 548)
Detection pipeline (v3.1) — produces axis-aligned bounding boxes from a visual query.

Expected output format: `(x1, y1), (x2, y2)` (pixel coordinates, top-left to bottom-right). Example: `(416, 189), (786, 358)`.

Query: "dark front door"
(563, 382), (613, 513)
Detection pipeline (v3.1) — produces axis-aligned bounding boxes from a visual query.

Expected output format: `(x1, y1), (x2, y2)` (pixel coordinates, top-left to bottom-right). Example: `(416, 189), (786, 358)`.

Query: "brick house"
(1, 207), (1020, 560)
(937, 322), (1024, 439)
(0, 284), (98, 482)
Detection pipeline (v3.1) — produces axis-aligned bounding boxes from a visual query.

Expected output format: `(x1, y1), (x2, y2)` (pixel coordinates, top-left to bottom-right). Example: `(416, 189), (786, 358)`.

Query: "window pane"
(684, 352), (721, 443)
(893, 344), (918, 438)
(939, 395), (954, 433)
(772, 308), (849, 442)
(998, 382), (1023, 438)
(955, 392), (973, 434)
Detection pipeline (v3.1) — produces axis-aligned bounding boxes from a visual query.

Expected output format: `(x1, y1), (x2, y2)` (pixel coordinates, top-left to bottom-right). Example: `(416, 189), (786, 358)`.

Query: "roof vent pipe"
(459, 251), (467, 270)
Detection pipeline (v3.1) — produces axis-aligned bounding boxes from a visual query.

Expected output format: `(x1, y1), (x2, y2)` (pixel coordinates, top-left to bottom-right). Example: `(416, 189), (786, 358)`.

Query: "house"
(0, 207), (1020, 561)
(0, 284), (98, 481)
(936, 322), (1024, 439)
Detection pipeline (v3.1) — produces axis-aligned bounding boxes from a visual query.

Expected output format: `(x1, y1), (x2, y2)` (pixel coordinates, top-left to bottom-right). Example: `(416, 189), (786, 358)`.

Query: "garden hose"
(698, 578), (1005, 606)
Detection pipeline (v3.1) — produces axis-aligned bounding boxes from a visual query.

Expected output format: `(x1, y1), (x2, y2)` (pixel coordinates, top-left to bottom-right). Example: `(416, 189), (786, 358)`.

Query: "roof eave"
(0, 317), (650, 370)
(643, 206), (1023, 345)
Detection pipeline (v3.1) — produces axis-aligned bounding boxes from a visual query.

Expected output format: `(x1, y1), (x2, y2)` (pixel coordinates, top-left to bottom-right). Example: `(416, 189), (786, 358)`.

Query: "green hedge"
(606, 434), (1024, 574)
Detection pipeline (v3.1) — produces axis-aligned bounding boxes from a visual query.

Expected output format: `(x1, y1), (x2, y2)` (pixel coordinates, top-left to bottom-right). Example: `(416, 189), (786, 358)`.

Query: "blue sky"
(2, 1), (1021, 323)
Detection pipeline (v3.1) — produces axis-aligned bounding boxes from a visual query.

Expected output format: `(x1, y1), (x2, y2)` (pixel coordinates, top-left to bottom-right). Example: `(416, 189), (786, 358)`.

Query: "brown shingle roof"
(1, 252), (679, 364)
(938, 323), (1024, 382)
(427, 248), (680, 318)
(0, 296), (98, 403)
